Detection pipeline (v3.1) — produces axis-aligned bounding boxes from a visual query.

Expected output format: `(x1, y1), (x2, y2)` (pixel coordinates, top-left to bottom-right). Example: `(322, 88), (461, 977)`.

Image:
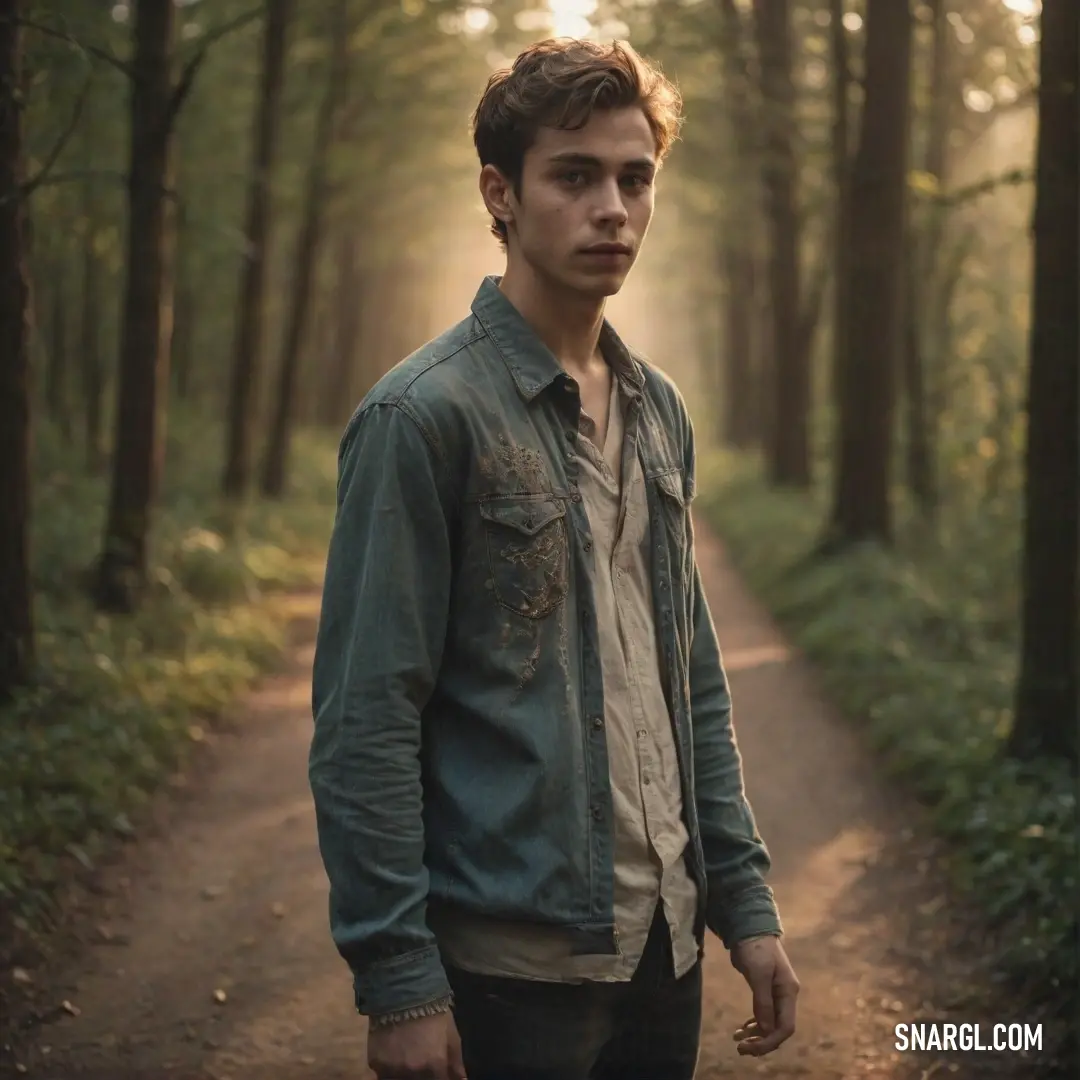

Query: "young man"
(309, 37), (799, 1080)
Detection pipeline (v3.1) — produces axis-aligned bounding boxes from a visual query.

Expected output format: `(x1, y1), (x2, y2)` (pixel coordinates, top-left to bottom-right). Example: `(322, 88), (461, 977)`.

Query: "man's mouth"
(580, 242), (633, 257)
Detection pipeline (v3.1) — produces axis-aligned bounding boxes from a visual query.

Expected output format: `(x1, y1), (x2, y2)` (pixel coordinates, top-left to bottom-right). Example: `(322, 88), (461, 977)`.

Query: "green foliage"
(698, 453), (1077, 1040)
(0, 411), (338, 934)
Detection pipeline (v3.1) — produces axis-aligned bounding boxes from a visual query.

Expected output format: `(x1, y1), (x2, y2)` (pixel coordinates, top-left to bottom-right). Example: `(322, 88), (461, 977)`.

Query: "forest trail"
(5, 523), (1027, 1080)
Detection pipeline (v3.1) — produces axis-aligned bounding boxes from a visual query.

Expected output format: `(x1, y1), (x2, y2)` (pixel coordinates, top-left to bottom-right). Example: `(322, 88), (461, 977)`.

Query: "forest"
(0, 0), (1075, 1076)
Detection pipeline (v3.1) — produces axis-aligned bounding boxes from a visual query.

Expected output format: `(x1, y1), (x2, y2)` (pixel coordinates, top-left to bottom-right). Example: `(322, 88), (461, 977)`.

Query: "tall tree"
(827, 0), (849, 415)
(92, 0), (177, 612)
(1007, 0), (1079, 764)
(718, 0), (761, 450)
(79, 208), (106, 472)
(902, 0), (949, 518)
(753, 0), (810, 487)
(825, 0), (913, 548)
(0, 0), (34, 699)
(171, 201), (196, 402)
(317, 227), (364, 428)
(91, 4), (260, 609)
(45, 253), (72, 441)
(260, 0), (350, 498)
(222, 0), (293, 499)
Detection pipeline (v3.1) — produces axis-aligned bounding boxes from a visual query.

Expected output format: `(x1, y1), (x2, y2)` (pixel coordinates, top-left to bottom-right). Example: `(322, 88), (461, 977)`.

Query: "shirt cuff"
(368, 993), (455, 1029)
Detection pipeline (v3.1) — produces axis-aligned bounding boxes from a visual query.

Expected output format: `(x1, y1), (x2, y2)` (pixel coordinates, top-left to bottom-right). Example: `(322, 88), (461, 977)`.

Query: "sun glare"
(1000, 0), (1040, 15)
(547, 0), (597, 38)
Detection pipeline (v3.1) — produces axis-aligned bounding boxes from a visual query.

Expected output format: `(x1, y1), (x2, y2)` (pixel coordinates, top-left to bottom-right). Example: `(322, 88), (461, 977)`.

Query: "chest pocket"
(651, 469), (690, 552)
(479, 495), (569, 619)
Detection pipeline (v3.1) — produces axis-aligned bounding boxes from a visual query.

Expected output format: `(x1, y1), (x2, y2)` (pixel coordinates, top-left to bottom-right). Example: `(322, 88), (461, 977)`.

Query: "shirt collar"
(470, 275), (645, 402)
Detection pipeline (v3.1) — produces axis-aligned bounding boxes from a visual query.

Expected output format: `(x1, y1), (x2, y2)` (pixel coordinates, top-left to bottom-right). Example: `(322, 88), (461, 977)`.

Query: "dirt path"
(3, 525), (1034, 1079)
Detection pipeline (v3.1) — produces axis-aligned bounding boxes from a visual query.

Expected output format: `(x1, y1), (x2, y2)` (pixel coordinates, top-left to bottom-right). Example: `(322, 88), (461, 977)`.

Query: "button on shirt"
(428, 363), (700, 982)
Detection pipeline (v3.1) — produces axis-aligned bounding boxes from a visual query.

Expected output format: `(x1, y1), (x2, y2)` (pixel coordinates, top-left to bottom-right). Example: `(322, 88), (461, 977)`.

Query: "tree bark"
(46, 256), (72, 441)
(753, 0), (810, 487)
(318, 229), (364, 428)
(80, 219), (105, 472)
(903, 0), (949, 517)
(828, 0), (849, 415)
(172, 267), (194, 401)
(901, 247), (932, 514)
(1007, 0), (1079, 764)
(721, 247), (758, 448)
(222, 0), (292, 499)
(718, 0), (761, 450)
(260, 0), (350, 498)
(92, 0), (176, 612)
(0, 0), (35, 698)
(825, 0), (912, 548)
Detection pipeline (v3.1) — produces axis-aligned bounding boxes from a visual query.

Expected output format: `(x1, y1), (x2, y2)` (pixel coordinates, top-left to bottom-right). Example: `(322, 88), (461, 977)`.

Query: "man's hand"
(368, 1011), (467, 1079)
(730, 934), (799, 1056)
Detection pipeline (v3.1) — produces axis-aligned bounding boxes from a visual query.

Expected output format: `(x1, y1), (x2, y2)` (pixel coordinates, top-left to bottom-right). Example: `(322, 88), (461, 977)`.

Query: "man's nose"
(592, 179), (629, 225)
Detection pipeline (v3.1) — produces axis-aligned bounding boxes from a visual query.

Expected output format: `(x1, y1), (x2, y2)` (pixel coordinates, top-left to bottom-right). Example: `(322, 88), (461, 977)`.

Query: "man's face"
(485, 106), (658, 298)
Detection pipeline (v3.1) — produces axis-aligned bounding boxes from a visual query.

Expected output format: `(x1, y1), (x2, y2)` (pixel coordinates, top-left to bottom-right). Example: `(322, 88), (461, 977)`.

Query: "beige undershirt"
(428, 370), (700, 982)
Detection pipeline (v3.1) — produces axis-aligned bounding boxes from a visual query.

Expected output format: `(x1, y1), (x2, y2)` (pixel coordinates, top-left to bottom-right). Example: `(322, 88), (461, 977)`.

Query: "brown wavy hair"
(472, 38), (683, 243)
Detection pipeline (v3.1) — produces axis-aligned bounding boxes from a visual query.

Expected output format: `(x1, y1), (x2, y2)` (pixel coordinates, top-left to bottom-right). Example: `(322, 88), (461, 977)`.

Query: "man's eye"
(623, 174), (651, 189)
(560, 170), (587, 185)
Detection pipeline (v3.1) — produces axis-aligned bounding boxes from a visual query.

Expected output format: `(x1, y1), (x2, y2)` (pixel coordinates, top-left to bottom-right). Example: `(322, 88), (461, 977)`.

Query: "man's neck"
(498, 260), (607, 379)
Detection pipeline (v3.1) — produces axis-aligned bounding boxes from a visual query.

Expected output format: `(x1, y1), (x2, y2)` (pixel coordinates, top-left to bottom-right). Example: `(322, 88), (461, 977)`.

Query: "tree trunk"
(47, 257), (72, 441)
(260, 0), (350, 498)
(721, 246), (757, 448)
(901, 246), (932, 514)
(296, 275), (329, 425)
(222, 0), (293, 499)
(318, 229), (364, 428)
(828, 0), (849, 414)
(718, 0), (761, 450)
(80, 221), (106, 472)
(1007, 0), (1079, 764)
(753, 0), (809, 488)
(903, 0), (948, 517)
(93, 0), (176, 612)
(172, 266), (194, 401)
(0, 0), (35, 698)
(825, 0), (912, 549)
(170, 201), (195, 402)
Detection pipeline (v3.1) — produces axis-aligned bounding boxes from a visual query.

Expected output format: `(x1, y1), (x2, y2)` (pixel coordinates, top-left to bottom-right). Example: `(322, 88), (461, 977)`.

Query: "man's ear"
(479, 163), (515, 231)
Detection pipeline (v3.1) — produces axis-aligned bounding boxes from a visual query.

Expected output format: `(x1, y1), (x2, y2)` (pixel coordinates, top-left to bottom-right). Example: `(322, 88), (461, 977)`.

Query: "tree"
(0, 0), (35, 699)
(1007, 0), (1079, 764)
(753, 0), (810, 487)
(78, 176), (106, 472)
(260, 0), (350, 498)
(901, 0), (950, 519)
(718, 0), (761, 451)
(222, 0), (293, 499)
(825, 0), (913, 548)
(827, 0), (849, 417)
(92, 0), (178, 612)
(316, 226), (364, 428)
(94, 2), (259, 610)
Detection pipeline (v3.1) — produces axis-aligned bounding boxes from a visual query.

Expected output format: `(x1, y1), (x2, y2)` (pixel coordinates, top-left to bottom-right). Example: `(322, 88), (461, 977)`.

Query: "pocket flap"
(654, 470), (688, 506)
(479, 497), (566, 536)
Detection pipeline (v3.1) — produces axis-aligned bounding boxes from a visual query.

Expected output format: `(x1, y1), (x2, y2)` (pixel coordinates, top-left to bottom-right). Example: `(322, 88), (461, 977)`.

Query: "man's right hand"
(367, 1011), (467, 1080)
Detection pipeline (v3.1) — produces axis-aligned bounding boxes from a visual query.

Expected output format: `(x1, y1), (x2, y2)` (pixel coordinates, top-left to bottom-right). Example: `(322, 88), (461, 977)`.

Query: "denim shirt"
(309, 276), (782, 1018)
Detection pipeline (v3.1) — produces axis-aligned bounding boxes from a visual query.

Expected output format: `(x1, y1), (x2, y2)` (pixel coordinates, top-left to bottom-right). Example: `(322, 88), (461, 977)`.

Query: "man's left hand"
(730, 934), (799, 1056)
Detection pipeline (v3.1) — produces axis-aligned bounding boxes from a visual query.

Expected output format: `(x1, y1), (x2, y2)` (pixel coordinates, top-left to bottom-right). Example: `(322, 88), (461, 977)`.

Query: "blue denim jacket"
(309, 277), (781, 1017)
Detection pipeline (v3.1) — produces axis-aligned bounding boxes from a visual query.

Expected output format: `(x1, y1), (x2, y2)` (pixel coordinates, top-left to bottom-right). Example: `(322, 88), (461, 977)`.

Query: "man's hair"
(471, 38), (683, 243)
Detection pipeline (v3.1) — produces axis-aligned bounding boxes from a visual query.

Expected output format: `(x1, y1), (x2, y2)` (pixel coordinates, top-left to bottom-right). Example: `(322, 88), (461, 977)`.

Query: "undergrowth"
(698, 452), (1077, 1068)
(0, 411), (338, 946)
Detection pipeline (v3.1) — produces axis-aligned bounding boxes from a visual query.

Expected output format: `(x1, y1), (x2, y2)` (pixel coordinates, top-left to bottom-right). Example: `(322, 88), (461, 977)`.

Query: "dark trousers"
(445, 906), (702, 1080)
